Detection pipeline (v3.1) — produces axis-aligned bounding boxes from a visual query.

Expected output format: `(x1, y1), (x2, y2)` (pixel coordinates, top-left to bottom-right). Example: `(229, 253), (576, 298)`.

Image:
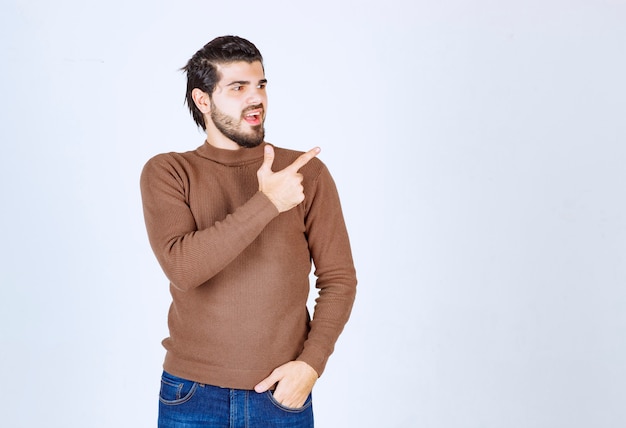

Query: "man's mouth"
(243, 107), (263, 126)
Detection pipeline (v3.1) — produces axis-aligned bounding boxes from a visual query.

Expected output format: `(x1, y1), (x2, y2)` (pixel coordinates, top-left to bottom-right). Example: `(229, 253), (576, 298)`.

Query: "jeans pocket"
(265, 391), (313, 413)
(159, 371), (198, 405)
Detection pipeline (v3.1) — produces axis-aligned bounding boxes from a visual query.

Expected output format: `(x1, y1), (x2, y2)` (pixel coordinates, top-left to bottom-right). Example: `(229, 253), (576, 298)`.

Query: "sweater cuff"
(252, 190), (280, 217)
(296, 346), (329, 378)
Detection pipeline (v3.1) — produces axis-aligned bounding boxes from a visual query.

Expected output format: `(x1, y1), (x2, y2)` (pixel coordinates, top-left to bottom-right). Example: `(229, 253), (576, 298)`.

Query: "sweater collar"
(196, 140), (266, 166)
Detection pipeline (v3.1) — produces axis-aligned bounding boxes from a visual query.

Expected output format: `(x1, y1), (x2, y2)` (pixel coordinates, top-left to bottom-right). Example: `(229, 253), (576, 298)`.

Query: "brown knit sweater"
(140, 141), (357, 390)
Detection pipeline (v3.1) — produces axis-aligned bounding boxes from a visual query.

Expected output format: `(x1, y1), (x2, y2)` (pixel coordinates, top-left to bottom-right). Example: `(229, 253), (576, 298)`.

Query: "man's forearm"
(141, 157), (279, 290)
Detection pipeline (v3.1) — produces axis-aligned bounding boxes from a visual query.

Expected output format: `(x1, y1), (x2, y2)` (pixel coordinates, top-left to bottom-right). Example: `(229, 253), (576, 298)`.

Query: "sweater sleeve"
(140, 154), (279, 291)
(296, 164), (357, 376)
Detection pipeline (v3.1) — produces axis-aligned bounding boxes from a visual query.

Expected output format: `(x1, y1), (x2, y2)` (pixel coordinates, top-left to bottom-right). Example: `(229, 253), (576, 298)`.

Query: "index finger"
(286, 147), (321, 172)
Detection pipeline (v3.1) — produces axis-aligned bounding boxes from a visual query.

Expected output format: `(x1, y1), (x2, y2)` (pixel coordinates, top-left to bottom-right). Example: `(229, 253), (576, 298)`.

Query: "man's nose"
(246, 88), (263, 105)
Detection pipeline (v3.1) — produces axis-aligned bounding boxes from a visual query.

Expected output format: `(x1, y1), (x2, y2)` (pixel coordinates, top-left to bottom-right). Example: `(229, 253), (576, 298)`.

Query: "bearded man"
(140, 35), (357, 427)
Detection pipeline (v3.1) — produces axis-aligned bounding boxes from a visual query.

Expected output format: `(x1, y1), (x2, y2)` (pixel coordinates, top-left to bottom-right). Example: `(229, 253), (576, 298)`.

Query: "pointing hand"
(257, 145), (320, 213)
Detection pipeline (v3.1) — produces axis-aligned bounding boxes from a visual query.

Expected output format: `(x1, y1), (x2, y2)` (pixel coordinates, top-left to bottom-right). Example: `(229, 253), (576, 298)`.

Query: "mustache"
(242, 104), (264, 115)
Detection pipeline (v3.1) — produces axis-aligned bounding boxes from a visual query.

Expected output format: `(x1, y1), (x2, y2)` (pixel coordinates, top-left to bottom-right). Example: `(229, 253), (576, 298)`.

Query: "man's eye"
(232, 86), (242, 91)
(257, 83), (266, 89)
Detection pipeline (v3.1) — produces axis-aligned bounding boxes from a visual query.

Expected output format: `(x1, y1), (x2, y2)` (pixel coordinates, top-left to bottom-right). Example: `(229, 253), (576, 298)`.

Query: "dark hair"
(181, 36), (264, 130)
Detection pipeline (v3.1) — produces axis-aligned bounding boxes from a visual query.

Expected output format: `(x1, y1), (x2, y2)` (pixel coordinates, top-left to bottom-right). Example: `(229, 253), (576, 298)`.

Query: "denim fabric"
(158, 371), (314, 428)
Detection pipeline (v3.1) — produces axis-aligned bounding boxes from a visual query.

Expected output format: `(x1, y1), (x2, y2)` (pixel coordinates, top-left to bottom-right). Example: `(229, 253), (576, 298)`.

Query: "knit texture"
(140, 141), (357, 389)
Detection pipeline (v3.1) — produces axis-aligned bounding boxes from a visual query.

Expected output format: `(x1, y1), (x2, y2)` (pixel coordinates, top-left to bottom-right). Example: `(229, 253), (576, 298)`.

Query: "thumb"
(258, 144), (275, 174)
(254, 370), (280, 393)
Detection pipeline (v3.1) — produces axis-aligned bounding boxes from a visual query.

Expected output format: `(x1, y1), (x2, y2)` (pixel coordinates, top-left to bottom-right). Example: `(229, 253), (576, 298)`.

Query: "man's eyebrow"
(225, 79), (268, 87)
(226, 80), (250, 87)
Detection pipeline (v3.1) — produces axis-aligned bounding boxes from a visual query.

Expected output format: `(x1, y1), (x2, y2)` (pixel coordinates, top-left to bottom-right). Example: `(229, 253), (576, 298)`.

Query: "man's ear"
(191, 88), (211, 114)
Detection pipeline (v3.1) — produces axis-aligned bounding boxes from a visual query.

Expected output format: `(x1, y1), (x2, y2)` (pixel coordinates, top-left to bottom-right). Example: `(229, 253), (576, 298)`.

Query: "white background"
(1, 1), (625, 427)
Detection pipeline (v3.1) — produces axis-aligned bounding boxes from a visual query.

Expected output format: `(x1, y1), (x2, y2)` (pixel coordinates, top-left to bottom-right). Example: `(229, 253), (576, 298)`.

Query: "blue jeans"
(158, 371), (314, 427)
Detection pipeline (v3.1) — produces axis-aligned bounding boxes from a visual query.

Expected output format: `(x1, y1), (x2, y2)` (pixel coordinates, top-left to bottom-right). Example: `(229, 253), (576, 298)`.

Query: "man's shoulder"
(143, 146), (201, 167)
(141, 147), (203, 182)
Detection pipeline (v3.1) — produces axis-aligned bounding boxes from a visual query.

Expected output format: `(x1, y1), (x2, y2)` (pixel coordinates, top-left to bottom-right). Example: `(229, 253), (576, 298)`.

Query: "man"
(140, 35), (357, 427)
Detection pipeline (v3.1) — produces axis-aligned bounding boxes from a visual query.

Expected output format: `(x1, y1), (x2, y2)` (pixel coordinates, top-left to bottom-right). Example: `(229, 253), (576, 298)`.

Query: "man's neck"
(204, 132), (242, 151)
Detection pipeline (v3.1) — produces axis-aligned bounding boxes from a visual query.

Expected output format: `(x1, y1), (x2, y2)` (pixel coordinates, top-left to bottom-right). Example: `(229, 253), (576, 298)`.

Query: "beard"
(210, 101), (265, 148)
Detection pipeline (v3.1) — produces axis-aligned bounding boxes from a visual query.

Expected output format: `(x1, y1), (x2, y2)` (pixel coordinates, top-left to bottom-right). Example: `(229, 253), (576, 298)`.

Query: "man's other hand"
(254, 361), (319, 408)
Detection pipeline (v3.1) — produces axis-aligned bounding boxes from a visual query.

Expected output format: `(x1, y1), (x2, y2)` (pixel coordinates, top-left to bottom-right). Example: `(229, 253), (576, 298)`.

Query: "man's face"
(209, 61), (267, 148)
